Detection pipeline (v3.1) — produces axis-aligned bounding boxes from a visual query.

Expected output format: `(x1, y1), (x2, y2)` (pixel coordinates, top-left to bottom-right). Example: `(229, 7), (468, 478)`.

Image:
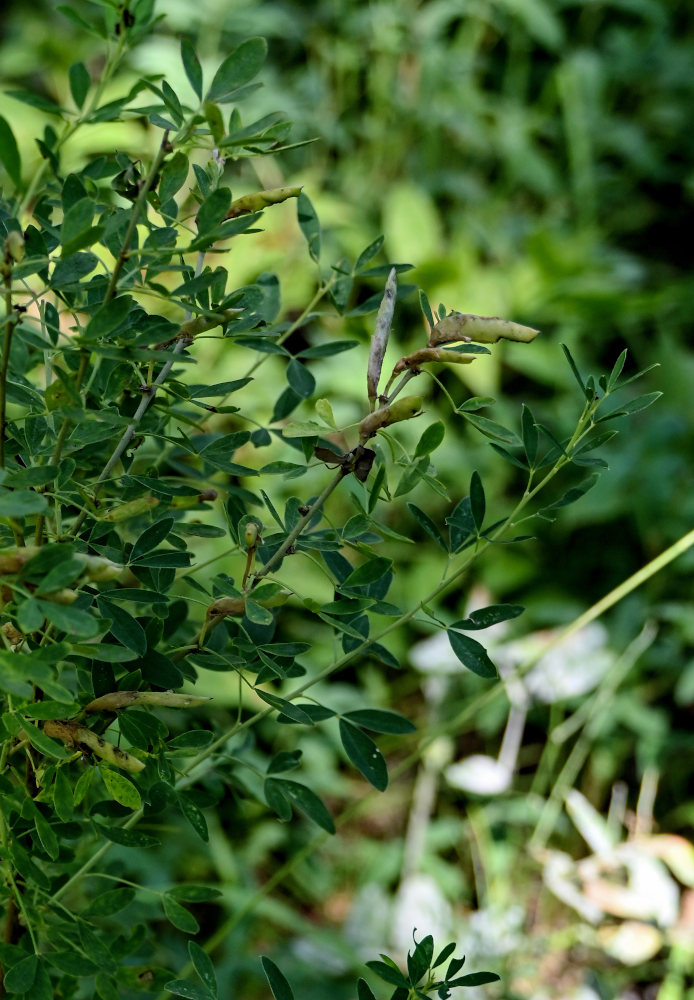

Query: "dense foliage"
(0, 2), (692, 999)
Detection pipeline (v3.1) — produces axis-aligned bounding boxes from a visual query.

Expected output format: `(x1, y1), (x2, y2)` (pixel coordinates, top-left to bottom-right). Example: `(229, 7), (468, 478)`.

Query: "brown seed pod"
(428, 313), (539, 346)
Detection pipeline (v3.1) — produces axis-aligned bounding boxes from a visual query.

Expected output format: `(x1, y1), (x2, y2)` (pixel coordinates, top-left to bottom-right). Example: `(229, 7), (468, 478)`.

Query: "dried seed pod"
(225, 186), (303, 219)
(43, 720), (145, 773)
(84, 690), (213, 712)
(359, 395), (423, 439)
(103, 497), (160, 521)
(4, 230), (25, 263)
(390, 347), (477, 376)
(429, 313), (540, 346)
(367, 267), (397, 408)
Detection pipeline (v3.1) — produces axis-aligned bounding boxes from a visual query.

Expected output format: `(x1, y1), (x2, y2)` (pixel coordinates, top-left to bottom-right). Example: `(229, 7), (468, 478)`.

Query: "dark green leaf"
(521, 403), (538, 465)
(354, 235), (384, 272)
(188, 378), (252, 398)
(339, 719), (388, 790)
(341, 557), (392, 590)
(446, 497), (475, 552)
(297, 340), (357, 359)
(130, 517), (174, 562)
(408, 935), (434, 984)
(286, 358), (315, 398)
(261, 957), (295, 1000)
(206, 38), (267, 102)
(447, 631), (498, 679)
(342, 709), (415, 734)
(98, 599), (147, 656)
(3, 954), (38, 993)
(448, 972), (501, 987)
(93, 821), (160, 848)
(469, 470), (485, 530)
(461, 411), (521, 445)
(489, 442), (529, 470)
(357, 979), (378, 1000)
(451, 604), (524, 631)
(20, 718), (70, 759)
(196, 188), (231, 234)
(178, 791), (209, 842)
(0, 490), (48, 516)
(0, 116), (22, 188)
(181, 38), (203, 100)
(256, 690), (313, 724)
(169, 885), (223, 902)
(414, 421), (445, 459)
(84, 887), (136, 917)
(538, 473), (599, 515)
(599, 392), (662, 420)
(297, 192), (320, 262)
(419, 289), (434, 329)
(53, 767), (74, 820)
(68, 61), (91, 108)
(561, 343), (586, 394)
(277, 779), (335, 832)
(407, 502), (448, 551)
(158, 151), (189, 203)
(365, 961), (409, 988)
(163, 982), (213, 1000)
(265, 777), (293, 821)
(163, 894), (200, 933)
(432, 943), (456, 969)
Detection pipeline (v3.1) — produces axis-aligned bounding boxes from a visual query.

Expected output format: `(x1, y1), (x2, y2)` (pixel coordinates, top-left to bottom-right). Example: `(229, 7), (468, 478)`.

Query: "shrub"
(0, 3), (659, 998)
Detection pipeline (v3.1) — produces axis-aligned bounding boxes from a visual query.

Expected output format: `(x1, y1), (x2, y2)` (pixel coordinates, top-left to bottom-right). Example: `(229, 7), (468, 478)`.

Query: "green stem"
(0, 256), (16, 469)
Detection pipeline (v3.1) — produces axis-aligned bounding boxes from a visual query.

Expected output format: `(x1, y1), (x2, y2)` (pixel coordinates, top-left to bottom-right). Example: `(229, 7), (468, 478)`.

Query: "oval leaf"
(339, 719), (388, 791)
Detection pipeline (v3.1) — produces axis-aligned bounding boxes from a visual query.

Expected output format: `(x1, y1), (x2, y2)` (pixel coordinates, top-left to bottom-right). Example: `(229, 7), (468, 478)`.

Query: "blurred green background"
(2, 1), (693, 997)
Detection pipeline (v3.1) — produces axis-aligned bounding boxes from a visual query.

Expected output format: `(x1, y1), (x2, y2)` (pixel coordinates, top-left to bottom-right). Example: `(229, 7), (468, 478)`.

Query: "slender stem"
(103, 131), (172, 304)
(0, 256), (16, 469)
(68, 337), (189, 537)
(249, 470), (345, 587)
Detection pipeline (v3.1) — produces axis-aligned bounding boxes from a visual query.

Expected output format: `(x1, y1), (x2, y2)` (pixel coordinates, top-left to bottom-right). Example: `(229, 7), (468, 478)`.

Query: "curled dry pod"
(359, 394), (423, 439)
(226, 185), (303, 219)
(85, 690), (212, 712)
(43, 720), (145, 773)
(80, 555), (123, 582)
(428, 313), (540, 346)
(391, 347), (477, 376)
(367, 267), (397, 407)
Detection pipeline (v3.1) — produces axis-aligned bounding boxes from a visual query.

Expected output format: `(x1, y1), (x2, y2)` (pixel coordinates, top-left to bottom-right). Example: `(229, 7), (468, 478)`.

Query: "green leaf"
(297, 192), (320, 262)
(181, 38), (203, 100)
(357, 979), (378, 1000)
(84, 295), (132, 339)
(164, 981), (214, 1000)
(339, 719), (388, 791)
(0, 489), (48, 516)
(3, 953), (38, 993)
(489, 442), (529, 471)
(244, 599), (274, 626)
(100, 766), (142, 809)
(163, 894), (200, 933)
(278, 779), (335, 833)
(538, 473), (600, 516)
(93, 821), (160, 848)
(469, 470), (485, 530)
(451, 604), (524, 630)
(297, 340), (357, 359)
(37, 599), (98, 637)
(447, 631), (498, 679)
(178, 791), (209, 841)
(460, 411), (521, 445)
(521, 403), (538, 465)
(53, 767), (74, 820)
(32, 806), (59, 859)
(0, 116), (22, 188)
(206, 37), (267, 102)
(414, 421), (445, 458)
(354, 235), (384, 272)
(256, 690), (313, 724)
(84, 887), (136, 917)
(286, 358), (315, 398)
(446, 496), (475, 552)
(19, 718), (70, 759)
(561, 343), (586, 394)
(365, 960), (409, 988)
(265, 777), (293, 821)
(130, 517), (174, 561)
(261, 957), (294, 1000)
(188, 941), (217, 997)
(68, 61), (91, 108)
(599, 391), (662, 420)
(159, 151), (189, 203)
(448, 972), (501, 987)
(169, 885), (223, 902)
(342, 709), (415, 734)
(98, 598), (147, 655)
(196, 188), (231, 234)
(407, 502), (448, 551)
(188, 378), (252, 398)
(432, 943), (456, 969)
(408, 934), (434, 984)
(341, 556), (392, 590)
